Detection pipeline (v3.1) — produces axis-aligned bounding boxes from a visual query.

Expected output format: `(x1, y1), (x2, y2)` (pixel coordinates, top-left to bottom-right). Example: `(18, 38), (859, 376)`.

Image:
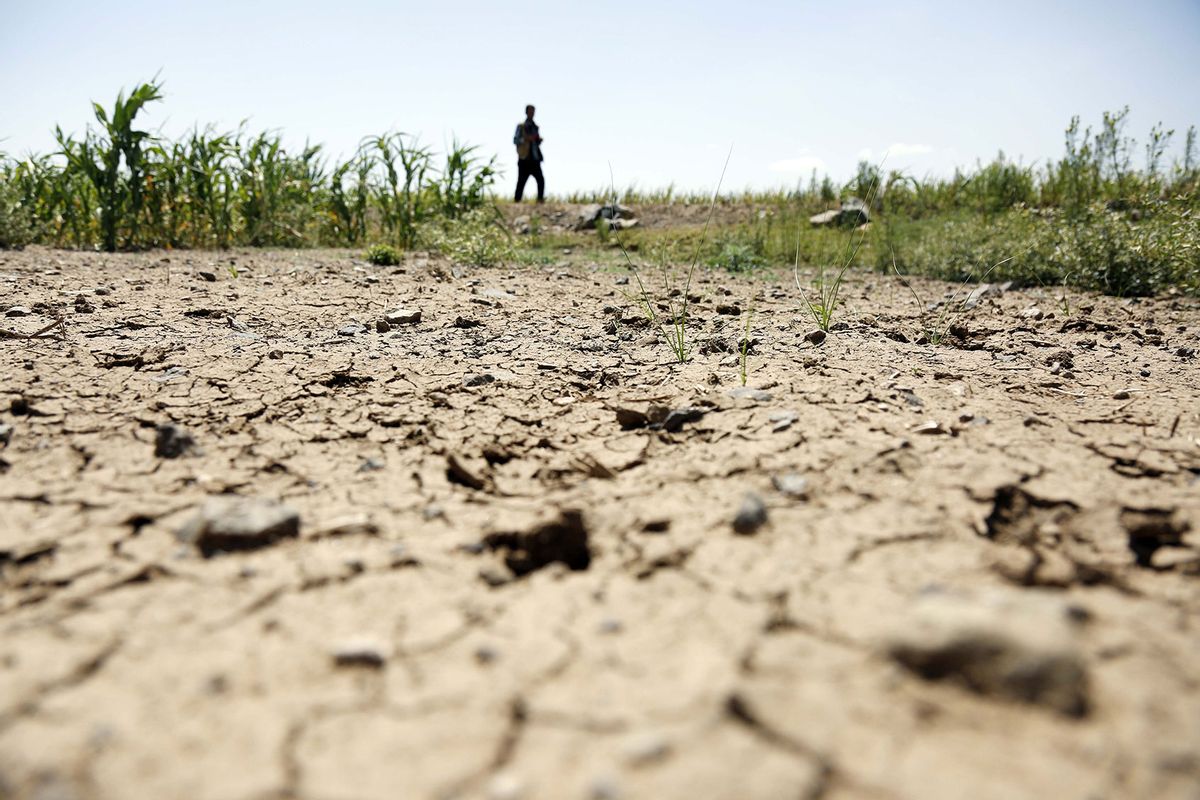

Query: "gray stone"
(621, 731), (672, 766)
(487, 773), (525, 800)
(805, 329), (827, 346)
(772, 473), (809, 498)
(331, 638), (388, 669)
(464, 373), (496, 387)
(809, 198), (869, 228)
(732, 492), (768, 535)
(178, 496), (300, 557)
(769, 410), (799, 432)
(384, 307), (421, 325)
(4, 306), (31, 317)
(660, 406), (705, 432)
(727, 387), (772, 403)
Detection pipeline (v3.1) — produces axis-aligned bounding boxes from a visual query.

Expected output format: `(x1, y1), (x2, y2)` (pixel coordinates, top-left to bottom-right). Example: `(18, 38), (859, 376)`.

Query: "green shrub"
(711, 240), (764, 272)
(419, 206), (513, 267)
(876, 196), (1199, 296)
(0, 172), (35, 250)
(364, 243), (401, 266)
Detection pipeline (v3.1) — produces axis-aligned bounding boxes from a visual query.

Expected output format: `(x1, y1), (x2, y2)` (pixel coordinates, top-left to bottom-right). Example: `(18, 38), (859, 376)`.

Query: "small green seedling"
(739, 305), (754, 386)
(892, 252), (1012, 344)
(615, 149), (732, 363)
(794, 157), (885, 332)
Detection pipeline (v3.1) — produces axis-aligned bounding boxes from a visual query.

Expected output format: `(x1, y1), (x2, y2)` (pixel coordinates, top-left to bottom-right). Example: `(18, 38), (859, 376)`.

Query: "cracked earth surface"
(1, 246), (1199, 799)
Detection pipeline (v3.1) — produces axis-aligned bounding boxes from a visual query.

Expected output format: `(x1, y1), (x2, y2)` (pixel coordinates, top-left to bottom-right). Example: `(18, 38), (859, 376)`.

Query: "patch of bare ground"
(1, 245), (1198, 799)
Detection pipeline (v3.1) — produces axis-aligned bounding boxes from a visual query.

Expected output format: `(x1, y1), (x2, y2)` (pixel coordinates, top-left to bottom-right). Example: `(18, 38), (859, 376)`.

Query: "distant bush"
(419, 207), (512, 267)
(877, 196), (1199, 296)
(0, 172), (35, 250)
(364, 243), (401, 265)
(711, 240), (764, 272)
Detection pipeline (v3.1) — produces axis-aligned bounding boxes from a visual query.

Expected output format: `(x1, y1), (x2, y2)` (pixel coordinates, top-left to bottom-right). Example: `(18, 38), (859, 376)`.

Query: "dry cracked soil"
(1, 244), (1199, 800)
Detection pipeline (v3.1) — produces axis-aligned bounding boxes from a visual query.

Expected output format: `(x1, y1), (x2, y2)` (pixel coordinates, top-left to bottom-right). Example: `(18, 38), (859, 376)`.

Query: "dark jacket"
(514, 120), (543, 162)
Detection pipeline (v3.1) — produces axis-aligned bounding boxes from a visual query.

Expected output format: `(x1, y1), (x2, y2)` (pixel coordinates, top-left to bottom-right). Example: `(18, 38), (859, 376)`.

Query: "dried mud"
(1, 245), (1199, 799)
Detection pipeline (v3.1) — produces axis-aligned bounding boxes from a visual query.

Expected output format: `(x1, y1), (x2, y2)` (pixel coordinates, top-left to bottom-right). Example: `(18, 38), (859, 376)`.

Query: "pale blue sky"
(2, 0), (1198, 193)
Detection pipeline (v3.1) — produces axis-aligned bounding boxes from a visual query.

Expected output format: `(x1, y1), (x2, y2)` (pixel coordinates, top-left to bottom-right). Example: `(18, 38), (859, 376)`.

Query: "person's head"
(525, 104), (535, 120)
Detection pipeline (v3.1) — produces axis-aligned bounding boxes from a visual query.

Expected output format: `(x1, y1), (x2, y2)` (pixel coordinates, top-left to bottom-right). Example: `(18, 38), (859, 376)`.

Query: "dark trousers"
(515, 159), (545, 202)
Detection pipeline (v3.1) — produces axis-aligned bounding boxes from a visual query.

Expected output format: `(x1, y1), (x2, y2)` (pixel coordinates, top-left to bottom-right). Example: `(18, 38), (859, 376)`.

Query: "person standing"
(513, 104), (545, 203)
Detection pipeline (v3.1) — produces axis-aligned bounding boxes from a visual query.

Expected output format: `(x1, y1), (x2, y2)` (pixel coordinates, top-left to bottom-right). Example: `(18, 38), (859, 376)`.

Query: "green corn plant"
(368, 132), (433, 249)
(183, 127), (238, 247)
(57, 79), (163, 251)
(437, 138), (496, 219)
(327, 143), (373, 245)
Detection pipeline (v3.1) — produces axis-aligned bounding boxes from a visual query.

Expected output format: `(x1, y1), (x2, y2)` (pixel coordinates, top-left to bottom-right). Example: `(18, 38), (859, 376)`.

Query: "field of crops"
(2, 82), (1198, 296)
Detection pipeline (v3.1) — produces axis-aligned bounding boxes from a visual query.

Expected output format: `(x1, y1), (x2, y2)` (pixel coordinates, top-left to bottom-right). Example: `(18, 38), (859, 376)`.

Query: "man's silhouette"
(513, 104), (544, 202)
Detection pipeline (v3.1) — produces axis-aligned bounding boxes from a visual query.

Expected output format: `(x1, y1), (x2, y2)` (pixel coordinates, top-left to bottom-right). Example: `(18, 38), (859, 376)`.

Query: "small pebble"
(589, 776), (622, 800)
(5, 306), (31, 317)
(912, 420), (949, 435)
(384, 307), (421, 325)
(487, 773), (524, 800)
(727, 387), (771, 402)
(732, 492), (768, 535)
(464, 373), (496, 387)
(805, 329), (827, 346)
(769, 410), (799, 432)
(621, 731), (672, 766)
(772, 473), (809, 498)
(331, 639), (388, 669)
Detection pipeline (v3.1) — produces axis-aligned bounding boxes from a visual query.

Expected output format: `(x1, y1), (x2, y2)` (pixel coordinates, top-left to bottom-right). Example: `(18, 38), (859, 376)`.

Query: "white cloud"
(769, 155), (828, 174)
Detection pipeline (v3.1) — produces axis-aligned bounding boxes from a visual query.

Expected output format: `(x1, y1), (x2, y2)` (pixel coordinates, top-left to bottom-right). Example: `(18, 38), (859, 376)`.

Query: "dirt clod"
(887, 590), (1090, 717)
(481, 509), (591, 577)
(154, 423), (198, 458)
(178, 496), (301, 557)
